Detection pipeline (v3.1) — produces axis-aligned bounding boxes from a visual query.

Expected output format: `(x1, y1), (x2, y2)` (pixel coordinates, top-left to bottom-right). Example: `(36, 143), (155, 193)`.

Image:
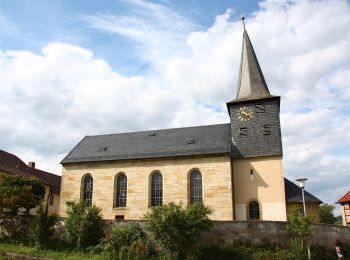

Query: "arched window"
(116, 174), (127, 207)
(248, 201), (260, 220)
(82, 174), (93, 207)
(151, 172), (163, 207)
(190, 170), (202, 203)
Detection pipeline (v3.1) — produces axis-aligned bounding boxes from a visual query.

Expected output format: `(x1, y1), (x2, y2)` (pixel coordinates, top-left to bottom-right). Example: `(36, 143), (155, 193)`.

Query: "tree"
(319, 203), (336, 224)
(64, 201), (103, 250)
(0, 173), (46, 238)
(31, 204), (58, 248)
(287, 209), (313, 260)
(0, 173), (45, 215)
(144, 202), (213, 259)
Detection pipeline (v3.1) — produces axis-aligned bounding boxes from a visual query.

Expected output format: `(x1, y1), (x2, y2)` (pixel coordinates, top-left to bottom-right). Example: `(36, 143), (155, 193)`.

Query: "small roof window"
(148, 132), (157, 137)
(187, 140), (197, 145)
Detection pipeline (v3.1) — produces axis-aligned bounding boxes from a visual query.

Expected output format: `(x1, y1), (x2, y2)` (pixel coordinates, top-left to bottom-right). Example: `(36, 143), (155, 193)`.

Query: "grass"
(0, 240), (108, 260)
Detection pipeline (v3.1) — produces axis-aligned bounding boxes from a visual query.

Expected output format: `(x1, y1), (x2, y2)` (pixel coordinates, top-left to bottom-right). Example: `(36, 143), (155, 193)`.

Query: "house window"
(255, 104), (265, 113)
(82, 174), (93, 207)
(48, 193), (54, 205)
(297, 208), (304, 217)
(248, 201), (260, 220)
(116, 174), (127, 207)
(263, 125), (271, 135)
(190, 170), (203, 204)
(240, 127), (248, 138)
(151, 172), (163, 207)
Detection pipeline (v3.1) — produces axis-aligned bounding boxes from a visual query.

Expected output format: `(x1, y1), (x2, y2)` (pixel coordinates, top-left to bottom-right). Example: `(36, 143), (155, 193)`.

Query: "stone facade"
(199, 221), (350, 247)
(286, 202), (320, 223)
(59, 154), (234, 220)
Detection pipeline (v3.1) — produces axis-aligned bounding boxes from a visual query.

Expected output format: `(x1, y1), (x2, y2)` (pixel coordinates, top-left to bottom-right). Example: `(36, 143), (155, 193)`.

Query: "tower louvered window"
(151, 172), (163, 207)
(82, 175), (93, 207)
(190, 170), (203, 203)
(116, 174), (127, 207)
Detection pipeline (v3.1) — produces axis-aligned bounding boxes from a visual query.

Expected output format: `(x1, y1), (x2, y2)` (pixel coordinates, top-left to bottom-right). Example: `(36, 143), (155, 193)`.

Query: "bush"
(144, 202), (213, 259)
(64, 201), (103, 250)
(287, 209), (312, 260)
(310, 244), (338, 260)
(99, 223), (155, 259)
(30, 204), (58, 248)
(196, 242), (290, 260)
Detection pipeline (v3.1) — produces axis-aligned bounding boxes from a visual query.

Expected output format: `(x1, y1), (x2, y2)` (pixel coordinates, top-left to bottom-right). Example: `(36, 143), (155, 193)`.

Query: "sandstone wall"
(59, 154), (234, 220)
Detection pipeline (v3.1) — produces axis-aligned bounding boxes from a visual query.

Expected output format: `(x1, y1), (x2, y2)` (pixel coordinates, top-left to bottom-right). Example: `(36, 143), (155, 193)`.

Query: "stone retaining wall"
(109, 220), (350, 247)
(199, 221), (350, 247)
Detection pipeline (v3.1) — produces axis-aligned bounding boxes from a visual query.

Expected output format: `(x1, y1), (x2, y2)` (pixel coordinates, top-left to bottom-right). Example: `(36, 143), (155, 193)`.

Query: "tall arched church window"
(190, 170), (203, 203)
(82, 174), (93, 207)
(151, 172), (163, 207)
(116, 174), (127, 207)
(248, 201), (260, 220)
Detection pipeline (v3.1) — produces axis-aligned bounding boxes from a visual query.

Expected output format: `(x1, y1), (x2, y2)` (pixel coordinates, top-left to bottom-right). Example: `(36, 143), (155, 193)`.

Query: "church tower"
(228, 20), (287, 221)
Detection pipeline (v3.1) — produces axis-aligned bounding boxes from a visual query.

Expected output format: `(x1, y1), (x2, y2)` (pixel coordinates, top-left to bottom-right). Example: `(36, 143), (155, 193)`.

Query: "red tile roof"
(336, 191), (350, 204)
(0, 150), (61, 194)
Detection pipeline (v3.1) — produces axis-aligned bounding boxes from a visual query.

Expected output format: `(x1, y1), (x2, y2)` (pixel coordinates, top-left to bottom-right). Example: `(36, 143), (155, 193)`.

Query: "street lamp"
(296, 178), (308, 215)
(296, 177), (310, 260)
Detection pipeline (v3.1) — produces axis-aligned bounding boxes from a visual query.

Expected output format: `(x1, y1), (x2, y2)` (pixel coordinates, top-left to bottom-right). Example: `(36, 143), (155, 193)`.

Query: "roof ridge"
(86, 123), (230, 138)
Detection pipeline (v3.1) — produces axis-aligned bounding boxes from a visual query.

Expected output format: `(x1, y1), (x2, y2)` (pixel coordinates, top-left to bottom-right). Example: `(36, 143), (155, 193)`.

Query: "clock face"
(237, 106), (253, 122)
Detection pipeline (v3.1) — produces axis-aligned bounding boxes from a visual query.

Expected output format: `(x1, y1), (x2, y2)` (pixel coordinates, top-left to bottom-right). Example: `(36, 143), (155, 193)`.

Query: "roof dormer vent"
(187, 140), (197, 145)
(98, 147), (109, 152)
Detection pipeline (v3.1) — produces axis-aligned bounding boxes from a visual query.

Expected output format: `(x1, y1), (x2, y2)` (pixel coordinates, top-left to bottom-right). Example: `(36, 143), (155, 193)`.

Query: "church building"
(59, 26), (321, 222)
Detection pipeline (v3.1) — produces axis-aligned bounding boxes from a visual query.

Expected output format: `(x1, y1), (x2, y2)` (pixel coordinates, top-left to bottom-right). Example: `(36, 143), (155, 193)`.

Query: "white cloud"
(0, 0), (350, 209)
(79, 0), (198, 69)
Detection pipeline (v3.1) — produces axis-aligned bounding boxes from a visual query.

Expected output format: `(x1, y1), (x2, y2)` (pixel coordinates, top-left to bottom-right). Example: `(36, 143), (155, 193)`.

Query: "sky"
(0, 0), (349, 213)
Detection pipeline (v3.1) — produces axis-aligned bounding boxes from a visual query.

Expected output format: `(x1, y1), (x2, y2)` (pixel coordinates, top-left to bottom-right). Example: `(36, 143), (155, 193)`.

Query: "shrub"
(30, 204), (58, 248)
(64, 201), (103, 250)
(310, 244), (338, 260)
(287, 209), (312, 260)
(99, 223), (154, 259)
(144, 202), (213, 259)
(197, 242), (290, 260)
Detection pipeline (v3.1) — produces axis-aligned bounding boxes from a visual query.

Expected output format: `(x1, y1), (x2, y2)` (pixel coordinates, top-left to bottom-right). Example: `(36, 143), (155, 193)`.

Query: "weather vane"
(240, 16), (245, 30)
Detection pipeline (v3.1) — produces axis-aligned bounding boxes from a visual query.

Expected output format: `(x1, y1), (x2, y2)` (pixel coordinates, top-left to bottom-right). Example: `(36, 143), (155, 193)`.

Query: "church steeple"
(226, 17), (282, 159)
(233, 20), (271, 102)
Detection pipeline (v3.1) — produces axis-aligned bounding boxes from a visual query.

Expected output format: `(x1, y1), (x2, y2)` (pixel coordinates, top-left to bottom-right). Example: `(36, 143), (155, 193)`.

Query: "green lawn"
(0, 241), (108, 260)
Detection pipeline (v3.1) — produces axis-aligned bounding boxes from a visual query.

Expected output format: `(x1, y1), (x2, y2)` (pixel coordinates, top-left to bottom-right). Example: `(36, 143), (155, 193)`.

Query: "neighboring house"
(59, 27), (321, 222)
(284, 178), (322, 222)
(336, 191), (350, 227)
(0, 150), (61, 215)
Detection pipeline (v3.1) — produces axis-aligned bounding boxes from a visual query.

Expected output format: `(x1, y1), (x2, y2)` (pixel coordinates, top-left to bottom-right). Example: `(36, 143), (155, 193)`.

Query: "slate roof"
(0, 150), (61, 194)
(336, 191), (350, 204)
(227, 28), (278, 105)
(61, 123), (232, 164)
(284, 178), (322, 204)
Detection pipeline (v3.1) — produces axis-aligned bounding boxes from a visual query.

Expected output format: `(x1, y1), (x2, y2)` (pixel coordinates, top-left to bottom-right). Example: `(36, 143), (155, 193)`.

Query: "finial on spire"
(240, 16), (245, 30)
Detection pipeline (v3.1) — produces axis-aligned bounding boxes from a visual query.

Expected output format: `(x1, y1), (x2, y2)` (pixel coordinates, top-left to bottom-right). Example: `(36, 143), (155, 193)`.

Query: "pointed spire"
(234, 18), (271, 101)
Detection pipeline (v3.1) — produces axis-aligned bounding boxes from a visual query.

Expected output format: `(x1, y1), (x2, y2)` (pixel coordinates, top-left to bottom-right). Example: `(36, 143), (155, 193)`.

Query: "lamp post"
(296, 177), (310, 260)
